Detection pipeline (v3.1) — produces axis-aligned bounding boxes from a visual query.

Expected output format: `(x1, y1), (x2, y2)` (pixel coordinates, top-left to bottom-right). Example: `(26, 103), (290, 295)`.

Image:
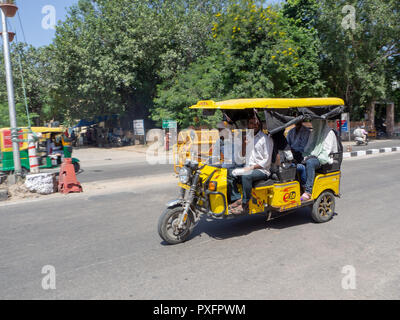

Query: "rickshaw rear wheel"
(311, 191), (336, 223)
(158, 206), (194, 245)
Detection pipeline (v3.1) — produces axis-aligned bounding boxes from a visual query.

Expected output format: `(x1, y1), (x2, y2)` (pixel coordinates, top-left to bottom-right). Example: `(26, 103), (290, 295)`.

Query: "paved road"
(77, 162), (173, 183)
(343, 139), (400, 151)
(0, 152), (399, 299)
(72, 139), (399, 183)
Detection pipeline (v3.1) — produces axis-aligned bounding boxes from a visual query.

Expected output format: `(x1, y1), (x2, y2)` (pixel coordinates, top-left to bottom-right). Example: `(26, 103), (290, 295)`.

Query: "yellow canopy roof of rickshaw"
(29, 127), (66, 133)
(190, 98), (345, 110)
(0, 127), (65, 133)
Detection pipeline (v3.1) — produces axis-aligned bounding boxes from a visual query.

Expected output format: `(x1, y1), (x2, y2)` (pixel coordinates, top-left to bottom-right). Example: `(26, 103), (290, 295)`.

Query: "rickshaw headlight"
(209, 181), (217, 191)
(179, 167), (190, 184)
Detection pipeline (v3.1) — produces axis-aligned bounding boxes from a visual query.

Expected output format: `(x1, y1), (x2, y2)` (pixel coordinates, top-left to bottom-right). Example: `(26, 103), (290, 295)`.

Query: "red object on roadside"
(165, 132), (170, 151)
(58, 158), (83, 194)
(2, 129), (24, 149)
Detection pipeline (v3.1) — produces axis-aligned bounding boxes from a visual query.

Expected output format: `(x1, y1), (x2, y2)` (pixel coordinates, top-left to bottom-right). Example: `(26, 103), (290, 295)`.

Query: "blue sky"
(9, 0), (79, 47)
(8, 0), (282, 47)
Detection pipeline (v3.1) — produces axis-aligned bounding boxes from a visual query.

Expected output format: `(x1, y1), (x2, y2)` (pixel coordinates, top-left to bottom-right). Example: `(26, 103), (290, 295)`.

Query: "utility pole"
(0, 0), (22, 181)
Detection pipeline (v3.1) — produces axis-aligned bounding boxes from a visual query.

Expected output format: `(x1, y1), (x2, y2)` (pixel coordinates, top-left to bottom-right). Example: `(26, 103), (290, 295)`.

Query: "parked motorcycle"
(108, 134), (123, 147)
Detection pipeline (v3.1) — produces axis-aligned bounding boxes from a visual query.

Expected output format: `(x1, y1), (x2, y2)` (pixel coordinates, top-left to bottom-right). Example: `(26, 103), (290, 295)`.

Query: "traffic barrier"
(58, 158), (83, 194)
(28, 134), (40, 174)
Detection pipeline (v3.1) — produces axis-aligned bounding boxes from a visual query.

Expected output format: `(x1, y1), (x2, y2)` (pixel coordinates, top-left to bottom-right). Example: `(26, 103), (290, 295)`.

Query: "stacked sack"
(25, 173), (56, 195)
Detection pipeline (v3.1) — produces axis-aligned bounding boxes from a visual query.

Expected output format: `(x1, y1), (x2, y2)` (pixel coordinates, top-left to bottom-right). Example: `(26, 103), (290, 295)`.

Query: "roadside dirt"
(9, 184), (38, 199)
(1, 182), (43, 202)
(0, 172), (177, 206)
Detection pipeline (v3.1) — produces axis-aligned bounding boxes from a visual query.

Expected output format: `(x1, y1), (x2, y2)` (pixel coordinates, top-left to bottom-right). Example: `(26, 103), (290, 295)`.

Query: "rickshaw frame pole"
(1, 2), (22, 178)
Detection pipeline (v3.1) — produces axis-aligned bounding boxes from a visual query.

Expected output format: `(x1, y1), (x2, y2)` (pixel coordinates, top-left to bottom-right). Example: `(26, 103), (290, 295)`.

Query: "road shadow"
(159, 208), (340, 246)
(188, 207), (318, 241)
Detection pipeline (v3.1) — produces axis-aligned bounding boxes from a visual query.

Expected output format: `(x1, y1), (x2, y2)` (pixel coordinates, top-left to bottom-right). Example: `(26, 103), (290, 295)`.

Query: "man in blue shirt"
(287, 121), (310, 163)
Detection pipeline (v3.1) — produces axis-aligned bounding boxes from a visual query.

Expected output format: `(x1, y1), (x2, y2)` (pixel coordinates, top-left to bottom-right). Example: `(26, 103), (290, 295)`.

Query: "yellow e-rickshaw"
(158, 98), (345, 245)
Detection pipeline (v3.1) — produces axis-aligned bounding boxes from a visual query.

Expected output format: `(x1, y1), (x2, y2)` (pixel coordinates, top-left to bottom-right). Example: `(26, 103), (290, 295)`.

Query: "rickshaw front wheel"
(311, 191), (336, 223)
(158, 206), (194, 245)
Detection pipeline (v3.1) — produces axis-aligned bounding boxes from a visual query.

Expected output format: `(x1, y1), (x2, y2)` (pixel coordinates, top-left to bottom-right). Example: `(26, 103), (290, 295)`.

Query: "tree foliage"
(0, 0), (398, 128)
(315, 0), (400, 115)
(51, 0), (225, 124)
(153, 0), (326, 127)
(0, 43), (48, 126)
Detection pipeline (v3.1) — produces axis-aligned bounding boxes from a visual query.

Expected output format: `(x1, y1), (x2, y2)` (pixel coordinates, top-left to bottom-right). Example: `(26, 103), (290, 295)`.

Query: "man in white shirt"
(230, 116), (274, 215)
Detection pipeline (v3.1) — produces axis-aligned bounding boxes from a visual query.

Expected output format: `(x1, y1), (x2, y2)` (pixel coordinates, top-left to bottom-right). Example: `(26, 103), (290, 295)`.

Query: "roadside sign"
(133, 120), (145, 136)
(162, 120), (177, 129)
(336, 120), (348, 133)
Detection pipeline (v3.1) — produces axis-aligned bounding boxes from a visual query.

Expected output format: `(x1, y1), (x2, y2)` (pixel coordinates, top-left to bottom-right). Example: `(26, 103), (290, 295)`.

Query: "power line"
(17, 11), (27, 44)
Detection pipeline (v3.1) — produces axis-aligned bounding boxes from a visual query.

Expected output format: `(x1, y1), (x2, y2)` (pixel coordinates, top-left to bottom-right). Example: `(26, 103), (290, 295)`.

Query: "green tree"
(51, 0), (225, 124)
(0, 102), (37, 128)
(282, 0), (319, 28)
(315, 0), (400, 120)
(153, 0), (326, 127)
(0, 43), (48, 127)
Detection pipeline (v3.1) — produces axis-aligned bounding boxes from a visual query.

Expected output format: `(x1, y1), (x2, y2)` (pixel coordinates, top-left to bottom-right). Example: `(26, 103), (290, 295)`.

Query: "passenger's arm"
(286, 130), (293, 148)
(319, 131), (336, 165)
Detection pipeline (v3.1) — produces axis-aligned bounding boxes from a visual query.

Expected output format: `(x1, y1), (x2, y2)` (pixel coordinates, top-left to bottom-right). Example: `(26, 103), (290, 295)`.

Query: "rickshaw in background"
(0, 127), (81, 176)
(158, 98), (345, 245)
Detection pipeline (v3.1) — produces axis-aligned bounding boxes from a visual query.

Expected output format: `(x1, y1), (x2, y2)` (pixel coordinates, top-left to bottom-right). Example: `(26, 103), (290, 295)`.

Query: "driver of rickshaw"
(47, 134), (63, 157)
(211, 121), (238, 169)
(212, 121), (245, 205)
(229, 115), (274, 215)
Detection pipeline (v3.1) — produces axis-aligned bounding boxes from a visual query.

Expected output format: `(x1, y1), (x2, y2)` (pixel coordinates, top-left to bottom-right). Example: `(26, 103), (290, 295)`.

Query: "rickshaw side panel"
(248, 181), (302, 214)
(39, 156), (53, 169)
(0, 151), (14, 171)
(20, 150), (30, 170)
(312, 171), (341, 199)
(0, 149), (30, 172)
(249, 186), (271, 214)
(269, 181), (302, 212)
(200, 165), (229, 216)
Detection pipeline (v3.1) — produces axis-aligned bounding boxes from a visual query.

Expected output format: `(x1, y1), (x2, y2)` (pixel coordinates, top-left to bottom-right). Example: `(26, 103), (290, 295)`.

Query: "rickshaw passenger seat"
(317, 152), (342, 174)
(318, 160), (341, 174)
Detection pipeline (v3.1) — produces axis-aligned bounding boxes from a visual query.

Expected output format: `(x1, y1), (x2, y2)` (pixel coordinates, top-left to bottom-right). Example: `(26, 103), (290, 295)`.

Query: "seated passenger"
(287, 121), (310, 163)
(297, 120), (338, 201)
(229, 116), (274, 215)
